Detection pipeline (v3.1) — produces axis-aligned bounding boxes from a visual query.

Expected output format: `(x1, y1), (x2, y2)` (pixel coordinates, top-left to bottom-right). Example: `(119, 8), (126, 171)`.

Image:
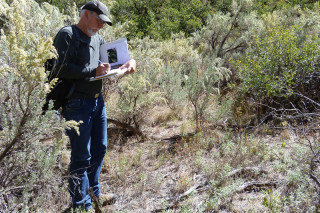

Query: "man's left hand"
(120, 59), (136, 73)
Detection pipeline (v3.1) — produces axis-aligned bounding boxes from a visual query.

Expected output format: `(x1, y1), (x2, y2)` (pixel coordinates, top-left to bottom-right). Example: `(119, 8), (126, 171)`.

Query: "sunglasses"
(91, 12), (107, 26)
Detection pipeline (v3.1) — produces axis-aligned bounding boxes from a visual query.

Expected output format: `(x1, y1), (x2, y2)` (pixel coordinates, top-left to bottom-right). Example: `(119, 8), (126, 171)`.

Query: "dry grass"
(93, 120), (300, 212)
(50, 105), (319, 213)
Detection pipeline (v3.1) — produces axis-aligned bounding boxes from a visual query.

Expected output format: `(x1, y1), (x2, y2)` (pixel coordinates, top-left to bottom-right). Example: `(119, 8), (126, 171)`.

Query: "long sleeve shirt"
(53, 25), (106, 97)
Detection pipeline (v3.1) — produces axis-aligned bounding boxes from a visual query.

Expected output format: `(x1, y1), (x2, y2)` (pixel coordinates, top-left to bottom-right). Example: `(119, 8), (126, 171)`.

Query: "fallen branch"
(0, 186), (25, 195)
(175, 184), (209, 202)
(107, 118), (145, 139)
(162, 133), (195, 144)
(235, 181), (278, 193)
(153, 167), (273, 212)
(153, 184), (209, 212)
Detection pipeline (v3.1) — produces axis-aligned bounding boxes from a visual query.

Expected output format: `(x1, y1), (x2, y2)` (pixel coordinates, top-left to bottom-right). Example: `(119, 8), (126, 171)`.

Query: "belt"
(68, 92), (100, 99)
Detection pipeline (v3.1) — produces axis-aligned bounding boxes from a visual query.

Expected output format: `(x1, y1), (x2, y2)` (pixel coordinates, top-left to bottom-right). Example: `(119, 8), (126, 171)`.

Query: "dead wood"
(153, 167), (274, 212)
(175, 184), (209, 202)
(152, 184), (209, 212)
(310, 173), (320, 189)
(88, 188), (102, 213)
(235, 181), (278, 193)
(162, 133), (195, 143)
(107, 118), (145, 139)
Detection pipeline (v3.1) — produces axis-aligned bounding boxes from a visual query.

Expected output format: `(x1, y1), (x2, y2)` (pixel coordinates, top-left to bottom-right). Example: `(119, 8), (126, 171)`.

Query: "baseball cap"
(81, 1), (112, 26)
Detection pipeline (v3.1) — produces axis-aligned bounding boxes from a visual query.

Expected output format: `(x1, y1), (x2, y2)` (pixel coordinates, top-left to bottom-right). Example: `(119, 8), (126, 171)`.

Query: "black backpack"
(42, 25), (80, 113)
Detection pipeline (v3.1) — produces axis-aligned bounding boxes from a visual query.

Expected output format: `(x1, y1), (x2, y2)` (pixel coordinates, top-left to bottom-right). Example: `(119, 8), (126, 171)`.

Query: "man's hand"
(96, 62), (110, 76)
(120, 59), (136, 73)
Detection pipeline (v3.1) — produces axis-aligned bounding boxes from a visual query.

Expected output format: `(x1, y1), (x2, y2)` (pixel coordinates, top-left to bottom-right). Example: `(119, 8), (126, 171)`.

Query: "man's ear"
(84, 10), (91, 20)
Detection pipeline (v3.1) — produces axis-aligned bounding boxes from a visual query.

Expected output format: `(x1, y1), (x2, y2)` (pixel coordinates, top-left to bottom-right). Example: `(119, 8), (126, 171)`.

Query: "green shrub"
(233, 24), (320, 109)
(110, 0), (213, 40)
(106, 73), (164, 129)
(184, 58), (231, 132)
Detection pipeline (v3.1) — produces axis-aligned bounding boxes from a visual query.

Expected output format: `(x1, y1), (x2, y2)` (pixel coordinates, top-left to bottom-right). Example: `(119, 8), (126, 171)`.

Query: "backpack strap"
(47, 25), (81, 81)
(43, 26), (80, 112)
(70, 25), (81, 55)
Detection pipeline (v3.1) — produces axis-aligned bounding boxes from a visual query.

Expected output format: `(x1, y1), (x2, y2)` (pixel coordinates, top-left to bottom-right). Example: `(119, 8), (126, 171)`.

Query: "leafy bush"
(253, 0), (319, 15)
(110, 0), (213, 40)
(233, 24), (320, 112)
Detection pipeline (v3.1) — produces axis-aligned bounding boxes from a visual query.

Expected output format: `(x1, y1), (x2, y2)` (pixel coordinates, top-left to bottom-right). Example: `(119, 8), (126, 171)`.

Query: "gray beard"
(87, 29), (97, 36)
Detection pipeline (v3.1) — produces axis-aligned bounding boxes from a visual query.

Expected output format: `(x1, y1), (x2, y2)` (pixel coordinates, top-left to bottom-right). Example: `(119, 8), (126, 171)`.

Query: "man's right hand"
(96, 63), (110, 76)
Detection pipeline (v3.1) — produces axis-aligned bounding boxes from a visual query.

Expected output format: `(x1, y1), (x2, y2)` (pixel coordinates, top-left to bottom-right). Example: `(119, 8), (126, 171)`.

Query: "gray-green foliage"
(117, 32), (231, 129)
(106, 34), (201, 125)
(158, 65), (186, 109)
(265, 141), (320, 211)
(107, 73), (163, 128)
(184, 58), (230, 131)
(0, 0), (77, 211)
(193, 0), (262, 60)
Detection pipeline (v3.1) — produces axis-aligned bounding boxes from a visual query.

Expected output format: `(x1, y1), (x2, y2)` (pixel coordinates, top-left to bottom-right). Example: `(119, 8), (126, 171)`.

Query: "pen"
(98, 60), (102, 64)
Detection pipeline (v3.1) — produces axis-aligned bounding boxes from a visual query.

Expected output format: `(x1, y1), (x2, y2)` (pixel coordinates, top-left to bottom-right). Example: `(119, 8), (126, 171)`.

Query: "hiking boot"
(62, 205), (92, 213)
(96, 193), (118, 206)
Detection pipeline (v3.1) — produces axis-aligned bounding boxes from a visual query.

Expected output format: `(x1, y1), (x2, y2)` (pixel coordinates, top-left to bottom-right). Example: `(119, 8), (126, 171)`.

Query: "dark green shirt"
(53, 25), (106, 97)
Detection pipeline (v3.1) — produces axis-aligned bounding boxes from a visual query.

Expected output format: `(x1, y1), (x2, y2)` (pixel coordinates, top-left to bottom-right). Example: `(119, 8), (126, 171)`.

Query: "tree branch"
(0, 111), (29, 163)
(310, 173), (320, 189)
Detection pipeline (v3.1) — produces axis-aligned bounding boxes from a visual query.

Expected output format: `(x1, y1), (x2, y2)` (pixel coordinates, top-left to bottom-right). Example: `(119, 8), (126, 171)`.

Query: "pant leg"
(62, 98), (95, 210)
(87, 94), (108, 197)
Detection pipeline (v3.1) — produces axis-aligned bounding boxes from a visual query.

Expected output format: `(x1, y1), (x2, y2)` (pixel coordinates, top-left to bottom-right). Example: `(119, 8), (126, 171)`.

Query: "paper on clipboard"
(90, 38), (130, 81)
(99, 38), (130, 69)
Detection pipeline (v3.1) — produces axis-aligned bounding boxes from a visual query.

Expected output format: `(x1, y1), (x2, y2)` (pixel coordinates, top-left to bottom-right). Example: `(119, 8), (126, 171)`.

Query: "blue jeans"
(62, 93), (107, 210)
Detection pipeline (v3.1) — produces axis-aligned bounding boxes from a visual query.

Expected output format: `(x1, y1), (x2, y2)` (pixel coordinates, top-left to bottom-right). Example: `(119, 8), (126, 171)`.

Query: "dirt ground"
(95, 125), (281, 213)
(57, 107), (312, 213)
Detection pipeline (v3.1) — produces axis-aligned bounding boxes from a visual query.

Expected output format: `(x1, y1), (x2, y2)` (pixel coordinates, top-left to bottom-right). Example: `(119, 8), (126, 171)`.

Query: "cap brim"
(99, 14), (112, 26)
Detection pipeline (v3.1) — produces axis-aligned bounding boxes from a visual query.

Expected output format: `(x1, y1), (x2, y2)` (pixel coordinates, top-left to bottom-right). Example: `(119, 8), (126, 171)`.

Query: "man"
(53, 1), (136, 211)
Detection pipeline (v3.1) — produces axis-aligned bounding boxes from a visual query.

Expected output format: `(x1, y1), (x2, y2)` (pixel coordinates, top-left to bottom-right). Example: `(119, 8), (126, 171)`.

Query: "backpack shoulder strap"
(71, 25), (81, 50)
(71, 25), (80, 42)
(47, 26), (80, 80)
(70, 25), (81, 56)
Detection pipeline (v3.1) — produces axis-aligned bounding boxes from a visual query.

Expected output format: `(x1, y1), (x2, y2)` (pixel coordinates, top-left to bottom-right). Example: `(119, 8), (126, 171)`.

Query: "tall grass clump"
(0, 0), (77, 211)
